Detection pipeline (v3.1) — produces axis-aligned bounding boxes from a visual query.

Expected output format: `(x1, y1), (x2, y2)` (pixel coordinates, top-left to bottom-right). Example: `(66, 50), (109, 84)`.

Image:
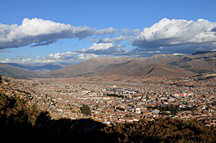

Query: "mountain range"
(0, 51), (216, 79)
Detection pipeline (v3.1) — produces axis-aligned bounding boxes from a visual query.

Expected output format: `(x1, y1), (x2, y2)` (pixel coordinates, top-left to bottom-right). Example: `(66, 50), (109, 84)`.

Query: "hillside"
(1, 51), (216, 79)
(0, 82), (216, 142)
(49, 57), (132, 77)
(170, 51), (216, 74)
(7, 63), (64, 71)
(0, 63), (38, 78)
(49, 52), (216, 79)
(49, 55), (194, 79)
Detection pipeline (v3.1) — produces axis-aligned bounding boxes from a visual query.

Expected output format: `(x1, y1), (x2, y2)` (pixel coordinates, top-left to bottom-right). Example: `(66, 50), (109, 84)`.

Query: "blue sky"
(1, 0), (215, 27)
(0, 0), (216, 63)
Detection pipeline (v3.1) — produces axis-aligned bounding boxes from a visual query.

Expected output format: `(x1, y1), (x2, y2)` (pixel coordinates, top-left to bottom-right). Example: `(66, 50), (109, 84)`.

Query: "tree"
(0, 75), (2, 83)
(80, 104), (91, 116)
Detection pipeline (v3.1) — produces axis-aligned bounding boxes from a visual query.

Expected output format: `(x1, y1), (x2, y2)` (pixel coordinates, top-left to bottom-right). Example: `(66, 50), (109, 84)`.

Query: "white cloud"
(0, 51), (98, 64)
(79, 43), (126, 55)
(96, 36), (127, 43)
(88, 43), (114, 50)
(2, 17), (216, 59)
(46, 51), (98, 63)
(95, 27), (116, 34)
(0, 18), (116, 49)
(133, 18), (216, 53)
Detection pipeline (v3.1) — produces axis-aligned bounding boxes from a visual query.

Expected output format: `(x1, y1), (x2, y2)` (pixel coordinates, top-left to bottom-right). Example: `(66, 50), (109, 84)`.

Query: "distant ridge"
(192, 50), (216, 55)
(7, 63), (63, 71)
(0, 51), (216, 79)
(0, 63), (37, 78)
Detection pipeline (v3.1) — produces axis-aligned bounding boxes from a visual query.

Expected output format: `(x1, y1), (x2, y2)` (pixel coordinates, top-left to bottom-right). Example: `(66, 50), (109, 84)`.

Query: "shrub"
(80, 104), (91, 116)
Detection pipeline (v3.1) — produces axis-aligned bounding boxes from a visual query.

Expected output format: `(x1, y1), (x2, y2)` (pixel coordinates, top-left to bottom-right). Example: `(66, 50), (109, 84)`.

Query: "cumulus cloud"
(96, 36), (127, 43)
(79, 43), (126, 55)
(0, 57), (33, 64)
(3, 17), (216, 62)
(88, 43), (114, 50)
(212, 27), (216, 32)
(133, 18), (216, 54)
(0, 51), (98, 64)
(0, 18), (116, 49)
(43, 51), (98, 63)
(95, 27), (116, 34)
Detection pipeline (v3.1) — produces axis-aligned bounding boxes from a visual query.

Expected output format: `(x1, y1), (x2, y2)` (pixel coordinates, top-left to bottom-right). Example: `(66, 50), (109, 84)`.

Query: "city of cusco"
(1, 0), (216, 142)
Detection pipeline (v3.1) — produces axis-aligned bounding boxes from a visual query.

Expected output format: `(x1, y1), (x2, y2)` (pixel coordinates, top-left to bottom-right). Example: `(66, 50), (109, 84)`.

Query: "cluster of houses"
(103, 87), (139, 98)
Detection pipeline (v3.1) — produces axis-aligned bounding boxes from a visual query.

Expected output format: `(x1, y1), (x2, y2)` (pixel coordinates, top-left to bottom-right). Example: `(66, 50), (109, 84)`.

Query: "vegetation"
(0, 91), (216, 142)
(147, 104), (196, 115)
(80, 104), (92, 116)
(106, 93), (125, 98)
(103, 118), (216, 143)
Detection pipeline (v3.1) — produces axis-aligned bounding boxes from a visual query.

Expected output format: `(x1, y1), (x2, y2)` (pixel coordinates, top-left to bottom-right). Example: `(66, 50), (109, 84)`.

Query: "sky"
(0, 0), (216, 63)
